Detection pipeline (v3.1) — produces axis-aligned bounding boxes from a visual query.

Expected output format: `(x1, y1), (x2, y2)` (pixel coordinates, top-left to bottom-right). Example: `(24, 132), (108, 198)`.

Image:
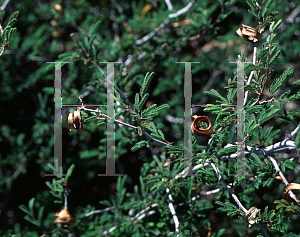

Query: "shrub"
(0, 0), (299, 236)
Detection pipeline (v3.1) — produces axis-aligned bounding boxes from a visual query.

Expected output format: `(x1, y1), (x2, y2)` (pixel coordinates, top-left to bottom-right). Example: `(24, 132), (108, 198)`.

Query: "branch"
(136, 20), (170, 45)
(79, 101), (170, 146)
(164, 0), (173, 10)
(0, 0), (11, 12)
(210, 162), (269, 235)
(168, 0), (196, 18)
(267, 155), (300, 207)
(76, 206), (116, 220)
(244, 42), (257, 106)
(166, 187), (180, 234)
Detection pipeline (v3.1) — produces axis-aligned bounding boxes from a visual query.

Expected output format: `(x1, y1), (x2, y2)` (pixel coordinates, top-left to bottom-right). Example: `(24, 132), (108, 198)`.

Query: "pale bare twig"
(164, 0), (173, 10)
(267, 155), (300, 207)
(166, 187), (180, 234)
(168, 0), (196, 18)
(136, 20), (170, 46)
(79, 101), (171, 146)
(76, 207), (116, 220)
(244, 42), (257, 106)
(0, 0), (11, 11)
(136, 0), (196, 45)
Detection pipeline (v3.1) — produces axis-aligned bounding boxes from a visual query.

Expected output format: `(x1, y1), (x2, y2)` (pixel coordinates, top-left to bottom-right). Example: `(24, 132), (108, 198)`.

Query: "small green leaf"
(137, 93), (149, 110)
(157, 222), (165, 228)
(270, 19), (282, 33)
(257, 107), (280, 125)
(24, 215), (39, 227)
(262, 0), (274, 18)
(157, 129), (165, 140)
(150, 133), (163, 140)
(115, 110), (125, 119)
(283, 162), (294, 170)
(293, 79), (300, 86)
(99, 200), (111, 206)
(9, 11), (19, 22)
(18, 204), (31, 216)
(140, 72), (155, 98)
(81, 110), (88, 118)
(28, 198), (35, 215)
(248, 9), (258, 18)
(97, 119), (106, 125)
(84, 115), (98, 122)
(205, 89), (228, 104)
(134, 93), (140, 111)
(89, 20), (101, 36)
(137, 126), (143, 136)
(37, 206), (44, 226)
(66, 164), (75, 180)
(131, 140), (148, 152)
(45, 181), (54, 190)
(217, 145), (237, 156)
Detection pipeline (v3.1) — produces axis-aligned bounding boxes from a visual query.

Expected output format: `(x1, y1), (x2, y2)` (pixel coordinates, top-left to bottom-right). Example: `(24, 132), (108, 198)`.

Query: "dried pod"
(67, 113), (75, 131)
(54, 4), (63, 13)
(191, 115), (217, 136)
(236, 24), (262, 43)
(275, 176), (283, 183)
(73, 110), (83, 135)
(54, 208), (76, 226)
(283, 183), (300, 201)
(164, 158), (171, 167)
(244, 207), (260, 227)
(67, 110), (83, 135)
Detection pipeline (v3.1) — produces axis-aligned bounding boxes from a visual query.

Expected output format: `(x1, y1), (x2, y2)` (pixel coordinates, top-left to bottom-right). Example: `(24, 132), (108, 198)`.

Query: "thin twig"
(164, 0), (173, 10)
(0, 0), (11, 11)
(168, 0), (196, 18)
(79, 101), (171, 146)
(76, 207), (116, 220)
(250, 41), (272, 107)
(136, 20), (170, 45)
(110, 9), (120, 46)
(244, 42), (257, 106)
(11, 155), (27, 180)
(267, 155), (300, 207)
(166, 187), (180, 234)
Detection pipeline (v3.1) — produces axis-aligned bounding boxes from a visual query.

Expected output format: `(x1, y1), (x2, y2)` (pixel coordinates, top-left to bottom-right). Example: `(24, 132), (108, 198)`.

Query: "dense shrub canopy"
(0, 0), (299, 236)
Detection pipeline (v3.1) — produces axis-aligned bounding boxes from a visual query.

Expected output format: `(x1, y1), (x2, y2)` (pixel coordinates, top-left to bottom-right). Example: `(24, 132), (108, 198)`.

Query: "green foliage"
(1, 0), (300, 236)
(215, 201), (243, 217)
(205, 89), (228, 104)
(0, 11), (18, 49)
(217, 145), (237, 156)
(269, 67), (294, 94)
(131, 140), (148, 152)
(19, 198), (44, 228)
(140, 72), (154, 98)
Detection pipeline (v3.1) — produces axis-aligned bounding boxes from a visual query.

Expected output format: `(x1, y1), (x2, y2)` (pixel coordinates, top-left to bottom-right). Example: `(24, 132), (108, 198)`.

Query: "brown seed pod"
(244, 207), (260, 225)
(54, 208), (76, 226)
(283, 183), (300, 201)
(236, 24), (262, 43)
(67, 113), (75, 131)
(73, 110), (83, 135)
(191, 115), (217, 136)
(67, 110), (83, 135)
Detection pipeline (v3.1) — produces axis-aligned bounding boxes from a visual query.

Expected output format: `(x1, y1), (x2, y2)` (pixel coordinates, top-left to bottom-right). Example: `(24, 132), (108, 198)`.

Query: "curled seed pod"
(236, 24), (262, 43)
(67, 110), (83, 135)
(191, 115), (217, 136)
(244, 207), (260, 226)
(283, 183), (300, 201)
(73, 110), (83, 135)
(67, 113), (75, 131)
(54, 208), (76, 226)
